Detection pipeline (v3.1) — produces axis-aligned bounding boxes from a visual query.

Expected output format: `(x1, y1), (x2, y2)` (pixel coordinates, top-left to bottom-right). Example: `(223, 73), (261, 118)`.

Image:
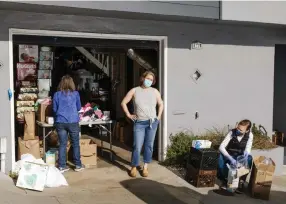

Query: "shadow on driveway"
(120, 178), (286, 204)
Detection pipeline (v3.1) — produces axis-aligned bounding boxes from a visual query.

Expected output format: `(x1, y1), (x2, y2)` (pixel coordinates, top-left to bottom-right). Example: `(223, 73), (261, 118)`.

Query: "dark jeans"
(218, 153), (253, 182)
(131, 119), (159, 167)
(55, 123), (82, 168)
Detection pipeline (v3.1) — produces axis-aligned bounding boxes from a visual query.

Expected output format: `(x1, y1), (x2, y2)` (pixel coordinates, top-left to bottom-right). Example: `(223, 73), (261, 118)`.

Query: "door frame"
(9, 28), (168, 169)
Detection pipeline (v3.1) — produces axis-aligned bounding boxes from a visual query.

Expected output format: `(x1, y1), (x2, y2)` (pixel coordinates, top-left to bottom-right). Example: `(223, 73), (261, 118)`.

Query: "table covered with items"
(36, 119), (113, 161)
(185, 140), (276, 201)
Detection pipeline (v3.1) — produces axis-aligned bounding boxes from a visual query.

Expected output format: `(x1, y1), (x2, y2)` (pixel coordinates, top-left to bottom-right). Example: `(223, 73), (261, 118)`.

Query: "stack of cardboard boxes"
(67, 135), (98, 168)
(249, 156), (276, 200)
(18, 102), (98, 168)
(18, 112), (41, 160)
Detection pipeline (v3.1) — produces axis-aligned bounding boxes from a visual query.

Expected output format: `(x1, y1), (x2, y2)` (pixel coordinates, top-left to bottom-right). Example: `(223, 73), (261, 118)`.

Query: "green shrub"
(162, 131), (194, 166)
(163, 125), (276, 167)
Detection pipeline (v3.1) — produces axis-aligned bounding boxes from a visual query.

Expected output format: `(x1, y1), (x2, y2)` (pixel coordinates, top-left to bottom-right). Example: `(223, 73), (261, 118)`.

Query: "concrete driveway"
(0, 158), (285, 204)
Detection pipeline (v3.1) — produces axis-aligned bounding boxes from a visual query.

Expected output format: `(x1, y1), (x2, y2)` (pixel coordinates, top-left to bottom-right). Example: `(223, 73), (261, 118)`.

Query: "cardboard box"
(18, 137), (41, 160)
(237, 166), (250, 178)
(68, 136), (97, 167)
(45, 149), (58, 167)
(38, 103), (52, 122)
(249, 156), (276, 200)
(80, 138), (97, 167)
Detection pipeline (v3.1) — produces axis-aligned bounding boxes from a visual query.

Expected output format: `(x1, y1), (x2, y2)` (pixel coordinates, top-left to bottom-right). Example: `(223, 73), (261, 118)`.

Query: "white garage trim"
(9, 28), (168, 169)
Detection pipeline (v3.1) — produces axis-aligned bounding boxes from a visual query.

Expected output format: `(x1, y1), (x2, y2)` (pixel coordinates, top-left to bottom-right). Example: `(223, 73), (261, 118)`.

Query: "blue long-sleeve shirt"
(53, 91), (81, 123)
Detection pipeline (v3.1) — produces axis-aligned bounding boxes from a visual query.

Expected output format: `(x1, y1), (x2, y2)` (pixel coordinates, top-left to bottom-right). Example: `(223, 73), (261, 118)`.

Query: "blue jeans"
(218, 153), (253, 182)
(131, 119), (159, 167)
(55, 123), (82, 168)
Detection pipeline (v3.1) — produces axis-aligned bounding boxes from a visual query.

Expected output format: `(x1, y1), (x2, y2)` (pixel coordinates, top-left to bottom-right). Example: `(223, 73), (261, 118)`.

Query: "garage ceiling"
(13, 35), (159, 50)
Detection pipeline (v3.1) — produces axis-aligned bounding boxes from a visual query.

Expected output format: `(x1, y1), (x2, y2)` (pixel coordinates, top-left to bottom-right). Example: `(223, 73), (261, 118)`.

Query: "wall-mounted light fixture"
(191, 40), (203, 50)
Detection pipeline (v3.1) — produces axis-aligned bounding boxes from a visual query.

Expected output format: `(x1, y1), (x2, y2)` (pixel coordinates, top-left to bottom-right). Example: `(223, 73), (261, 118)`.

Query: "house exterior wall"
(0, 9), (286, 172)
(1, 1), (220, 19)
(221, 1), (286, 25)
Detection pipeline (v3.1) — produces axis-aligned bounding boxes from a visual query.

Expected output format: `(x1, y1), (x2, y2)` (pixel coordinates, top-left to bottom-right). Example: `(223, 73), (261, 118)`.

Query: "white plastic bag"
(226, 163), (239, 192)
(45, 166), (68, 188)
(21, 153), (36, 162)
(16, 161), (49, 192)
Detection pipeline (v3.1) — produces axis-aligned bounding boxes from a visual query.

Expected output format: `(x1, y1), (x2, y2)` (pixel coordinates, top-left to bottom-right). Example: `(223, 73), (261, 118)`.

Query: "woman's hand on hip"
(127, 114), (137, 121)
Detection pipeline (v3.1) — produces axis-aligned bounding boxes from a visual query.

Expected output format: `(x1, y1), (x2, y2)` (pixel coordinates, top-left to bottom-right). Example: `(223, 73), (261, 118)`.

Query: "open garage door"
(13, 35), (159, 50)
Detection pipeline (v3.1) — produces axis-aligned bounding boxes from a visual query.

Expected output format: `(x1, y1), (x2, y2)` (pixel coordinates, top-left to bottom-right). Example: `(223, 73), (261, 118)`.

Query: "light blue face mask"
(143, 79), (153, 88)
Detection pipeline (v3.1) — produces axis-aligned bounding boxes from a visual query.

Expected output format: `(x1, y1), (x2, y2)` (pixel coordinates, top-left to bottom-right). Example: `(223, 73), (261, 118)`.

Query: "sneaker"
(59, 167), (70, 173)
(74, 165), (85, 172)
(219, 179), (227, 189)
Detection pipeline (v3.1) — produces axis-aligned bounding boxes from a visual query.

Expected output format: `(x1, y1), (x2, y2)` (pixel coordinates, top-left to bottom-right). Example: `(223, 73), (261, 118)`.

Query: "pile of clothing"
(79, 103), (106, 122)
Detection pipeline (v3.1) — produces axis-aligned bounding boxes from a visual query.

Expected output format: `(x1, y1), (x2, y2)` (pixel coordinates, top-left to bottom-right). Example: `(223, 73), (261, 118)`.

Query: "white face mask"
(143, 79), (152, 88)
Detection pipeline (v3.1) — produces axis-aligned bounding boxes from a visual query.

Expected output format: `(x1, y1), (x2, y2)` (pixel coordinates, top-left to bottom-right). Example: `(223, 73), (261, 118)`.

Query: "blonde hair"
(140, 71), (156, 85)
(58, 75), (76, 92)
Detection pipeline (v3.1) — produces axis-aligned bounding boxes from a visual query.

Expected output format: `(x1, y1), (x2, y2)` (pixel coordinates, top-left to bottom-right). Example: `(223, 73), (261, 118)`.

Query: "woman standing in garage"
(53, 75), (84, 173)
(121, 71), (164, 177)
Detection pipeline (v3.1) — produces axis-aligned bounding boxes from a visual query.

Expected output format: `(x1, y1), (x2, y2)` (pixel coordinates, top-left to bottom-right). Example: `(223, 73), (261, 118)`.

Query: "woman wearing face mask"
(218, 119), (253, 193)
(121, 71), (164, 177)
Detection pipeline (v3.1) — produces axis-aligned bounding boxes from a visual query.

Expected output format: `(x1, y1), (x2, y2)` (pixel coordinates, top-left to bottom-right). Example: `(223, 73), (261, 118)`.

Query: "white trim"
(163, 37), (168, 161)
(9, 28), (168, 167)
(10, 29), (164, 41)
(158, 40), (162, 161)
(9, 29), (15, 171)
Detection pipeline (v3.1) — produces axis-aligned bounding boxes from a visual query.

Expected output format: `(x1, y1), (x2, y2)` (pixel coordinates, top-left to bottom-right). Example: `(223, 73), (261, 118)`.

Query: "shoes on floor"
(129, 167), (137, 177)
(74, 165), (85, 172)
(235, 180), (245, 194)
(142, 167), (148, 177)
(59, 167), (70, 173)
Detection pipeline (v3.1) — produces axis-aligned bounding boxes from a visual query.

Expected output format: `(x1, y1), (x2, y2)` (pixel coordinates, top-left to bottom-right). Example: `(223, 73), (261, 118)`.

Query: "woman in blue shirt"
(53, 75), (84, 173)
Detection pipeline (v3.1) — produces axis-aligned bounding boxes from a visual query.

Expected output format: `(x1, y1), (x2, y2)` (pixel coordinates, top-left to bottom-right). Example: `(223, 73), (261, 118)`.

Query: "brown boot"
(142, 167), (148, 177)
(129, 167), (137, 177)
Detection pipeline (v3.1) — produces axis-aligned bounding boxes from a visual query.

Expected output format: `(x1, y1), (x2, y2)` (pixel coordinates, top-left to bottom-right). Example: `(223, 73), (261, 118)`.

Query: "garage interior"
(13, 34), (160, 166)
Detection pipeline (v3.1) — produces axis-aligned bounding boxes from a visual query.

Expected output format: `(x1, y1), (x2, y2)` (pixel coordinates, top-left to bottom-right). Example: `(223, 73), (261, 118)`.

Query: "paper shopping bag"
(24, 112), (35, 140)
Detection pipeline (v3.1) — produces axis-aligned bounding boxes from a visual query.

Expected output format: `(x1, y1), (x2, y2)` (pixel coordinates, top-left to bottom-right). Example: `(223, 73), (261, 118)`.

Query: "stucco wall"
(1, 1), (220, 19)
(0, 27), (11, 173)
(0, 10), (286, 171)
(221, 1), (286, 25)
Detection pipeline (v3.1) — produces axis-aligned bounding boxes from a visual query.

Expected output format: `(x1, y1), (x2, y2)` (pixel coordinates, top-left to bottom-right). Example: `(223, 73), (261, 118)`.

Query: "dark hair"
(140, 71), (156, 85)
(238, 119), (252, 131)
(20, 53), (28, 60)
(57, 75), (76, 92)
